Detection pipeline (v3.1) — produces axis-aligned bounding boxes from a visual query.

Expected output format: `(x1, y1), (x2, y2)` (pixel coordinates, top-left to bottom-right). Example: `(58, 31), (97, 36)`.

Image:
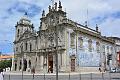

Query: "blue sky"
(0, 0), (120, 54)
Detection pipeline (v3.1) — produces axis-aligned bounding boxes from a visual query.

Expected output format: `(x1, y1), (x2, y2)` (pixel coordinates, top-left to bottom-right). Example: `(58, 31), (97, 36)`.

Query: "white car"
(111, 68), (116, 72)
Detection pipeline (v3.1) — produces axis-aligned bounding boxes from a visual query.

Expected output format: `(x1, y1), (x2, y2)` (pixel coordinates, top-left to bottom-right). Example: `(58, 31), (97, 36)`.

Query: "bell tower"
(15, 13), (34, 41)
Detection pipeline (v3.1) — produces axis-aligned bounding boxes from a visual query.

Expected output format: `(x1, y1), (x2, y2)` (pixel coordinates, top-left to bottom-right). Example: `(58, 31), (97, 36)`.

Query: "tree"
(0, 59), (12, 69)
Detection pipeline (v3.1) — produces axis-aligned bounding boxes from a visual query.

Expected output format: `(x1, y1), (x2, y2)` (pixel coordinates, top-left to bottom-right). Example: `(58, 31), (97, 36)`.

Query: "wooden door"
(48, 54), (53, 73)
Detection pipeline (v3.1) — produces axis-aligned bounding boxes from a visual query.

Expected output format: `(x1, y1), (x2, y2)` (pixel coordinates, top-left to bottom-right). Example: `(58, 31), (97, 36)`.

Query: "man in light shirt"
(0, 68), (3, 80)
(0, 73), (3, 80)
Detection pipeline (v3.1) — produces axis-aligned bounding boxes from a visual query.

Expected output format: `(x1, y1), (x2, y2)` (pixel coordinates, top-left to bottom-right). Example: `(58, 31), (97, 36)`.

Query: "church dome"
(18, 13), (32, 25)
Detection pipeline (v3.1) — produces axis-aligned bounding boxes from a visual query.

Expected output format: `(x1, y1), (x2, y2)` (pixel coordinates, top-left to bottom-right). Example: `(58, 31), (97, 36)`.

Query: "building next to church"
(108, 37), (120, 69)
(12, 1), (118, 73)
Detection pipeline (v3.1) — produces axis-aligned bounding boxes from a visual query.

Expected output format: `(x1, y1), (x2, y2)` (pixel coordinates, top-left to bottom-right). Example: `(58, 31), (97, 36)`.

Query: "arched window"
(29, 60), (31, 68)
(20, 44), (23, 52)
(19, 60), (22, 70)
(23, 59), (27, 71)
(16, 47), (18, 52)
(88, 39), (92, 52)
(14, 60), (17, 71)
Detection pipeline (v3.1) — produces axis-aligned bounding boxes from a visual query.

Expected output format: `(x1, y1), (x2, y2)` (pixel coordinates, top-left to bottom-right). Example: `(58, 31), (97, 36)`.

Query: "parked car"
(110, 68), (116, 73)
(115, 68), (120, 73)
(110, 68), (120, 73)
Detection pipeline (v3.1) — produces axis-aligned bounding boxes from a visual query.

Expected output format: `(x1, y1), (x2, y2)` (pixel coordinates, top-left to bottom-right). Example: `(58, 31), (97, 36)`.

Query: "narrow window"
(16, 47), (18, 52)
(30, 43), (32, 51)
(17, 29), (20, 37)
(29, 60), (31, 68)
(25, 42), (27, 50)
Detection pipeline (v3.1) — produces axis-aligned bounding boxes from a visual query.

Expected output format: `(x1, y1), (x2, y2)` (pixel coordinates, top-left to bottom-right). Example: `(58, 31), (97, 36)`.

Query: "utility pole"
(55, 25), (58, 80)
(0, 52), (1, 56)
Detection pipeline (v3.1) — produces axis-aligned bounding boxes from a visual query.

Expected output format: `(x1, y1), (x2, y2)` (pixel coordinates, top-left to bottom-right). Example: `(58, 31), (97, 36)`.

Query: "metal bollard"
(109, 72), (111, 80)
(79, 73), (81, 80)
(90, 73), (92, 80)
(102, 72), (104, 80)
(3, 74), (4, 80)
(33, 73), (34, 80)
(22, 71), (23, 80)
(9, 74), (10, 80)
(69, 73), (70, 80)
(44, 73), (45, 80)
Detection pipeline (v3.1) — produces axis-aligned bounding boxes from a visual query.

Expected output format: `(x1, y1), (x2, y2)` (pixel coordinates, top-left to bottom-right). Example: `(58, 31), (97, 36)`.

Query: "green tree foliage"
(0, 59), (12, 69)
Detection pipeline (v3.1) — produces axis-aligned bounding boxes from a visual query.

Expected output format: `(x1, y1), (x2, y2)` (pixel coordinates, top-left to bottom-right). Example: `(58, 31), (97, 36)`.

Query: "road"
(3, 72), (120, 80)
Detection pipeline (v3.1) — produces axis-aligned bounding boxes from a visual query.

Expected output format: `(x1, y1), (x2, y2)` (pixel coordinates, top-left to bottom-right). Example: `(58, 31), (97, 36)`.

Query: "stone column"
(58, 53), (61, 71)
(11, 57), (15, 71)
(21, 58), (24, 71)
(40, 54), (44, 71)
(27, 58), (29, 72)
(17, 58), (20, 71)
(35, 54), (41, 72)
(53, 54), (56, 73)
(43, 55), (47, 73)
(62, 51), (66, 69)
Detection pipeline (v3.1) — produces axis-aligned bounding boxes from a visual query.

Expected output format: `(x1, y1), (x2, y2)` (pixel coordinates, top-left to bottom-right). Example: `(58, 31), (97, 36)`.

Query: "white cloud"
(60, 0), (120, 37)
(100, 17), (120, 37)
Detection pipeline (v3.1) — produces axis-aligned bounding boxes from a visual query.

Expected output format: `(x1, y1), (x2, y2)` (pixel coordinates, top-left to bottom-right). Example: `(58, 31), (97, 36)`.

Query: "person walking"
(99, 67), (102, 72)
(0, 72), (3, 80)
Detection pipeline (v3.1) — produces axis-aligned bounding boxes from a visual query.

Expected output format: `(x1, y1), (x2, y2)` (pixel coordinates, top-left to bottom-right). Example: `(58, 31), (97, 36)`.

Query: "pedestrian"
(48, 66), (51, 73)
(0, 72), (3, 80)
(99, 67), (101, 72)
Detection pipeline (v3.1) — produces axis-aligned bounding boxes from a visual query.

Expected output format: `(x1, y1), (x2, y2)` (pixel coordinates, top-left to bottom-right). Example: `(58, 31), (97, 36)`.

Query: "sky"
(0, 0), (120, 54)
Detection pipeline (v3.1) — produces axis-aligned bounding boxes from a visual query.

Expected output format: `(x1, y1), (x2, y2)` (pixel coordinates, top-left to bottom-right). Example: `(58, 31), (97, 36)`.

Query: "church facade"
(12, 1), (116, 73)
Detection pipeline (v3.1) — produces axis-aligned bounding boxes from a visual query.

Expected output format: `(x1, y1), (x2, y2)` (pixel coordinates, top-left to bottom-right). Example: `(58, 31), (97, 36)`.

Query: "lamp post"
(55, 25), (58, 80)
(20, 44), (24, 80)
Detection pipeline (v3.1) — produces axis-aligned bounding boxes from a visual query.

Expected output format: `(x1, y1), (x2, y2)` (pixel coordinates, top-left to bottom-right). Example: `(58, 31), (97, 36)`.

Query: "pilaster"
(17, 57), (20, 71)
(53, 55), (56, 73)
(35, 55), (41, 72)
(11, 57), (15, 71)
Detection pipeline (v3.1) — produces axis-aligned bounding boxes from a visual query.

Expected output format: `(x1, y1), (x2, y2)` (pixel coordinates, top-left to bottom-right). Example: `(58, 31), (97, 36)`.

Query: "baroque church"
(12, 1), (116, 73)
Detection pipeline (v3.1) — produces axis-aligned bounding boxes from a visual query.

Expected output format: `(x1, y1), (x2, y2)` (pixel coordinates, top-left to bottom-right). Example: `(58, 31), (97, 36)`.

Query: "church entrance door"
(23, 59), (27, 71)
(71, 59), (75, 72)
(48, 54), (53, 73)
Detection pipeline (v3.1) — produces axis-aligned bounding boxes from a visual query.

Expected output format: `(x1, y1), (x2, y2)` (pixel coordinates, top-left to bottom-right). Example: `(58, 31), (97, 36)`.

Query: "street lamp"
(55, 25), (58, 80)
(20, 44), (24, 80)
